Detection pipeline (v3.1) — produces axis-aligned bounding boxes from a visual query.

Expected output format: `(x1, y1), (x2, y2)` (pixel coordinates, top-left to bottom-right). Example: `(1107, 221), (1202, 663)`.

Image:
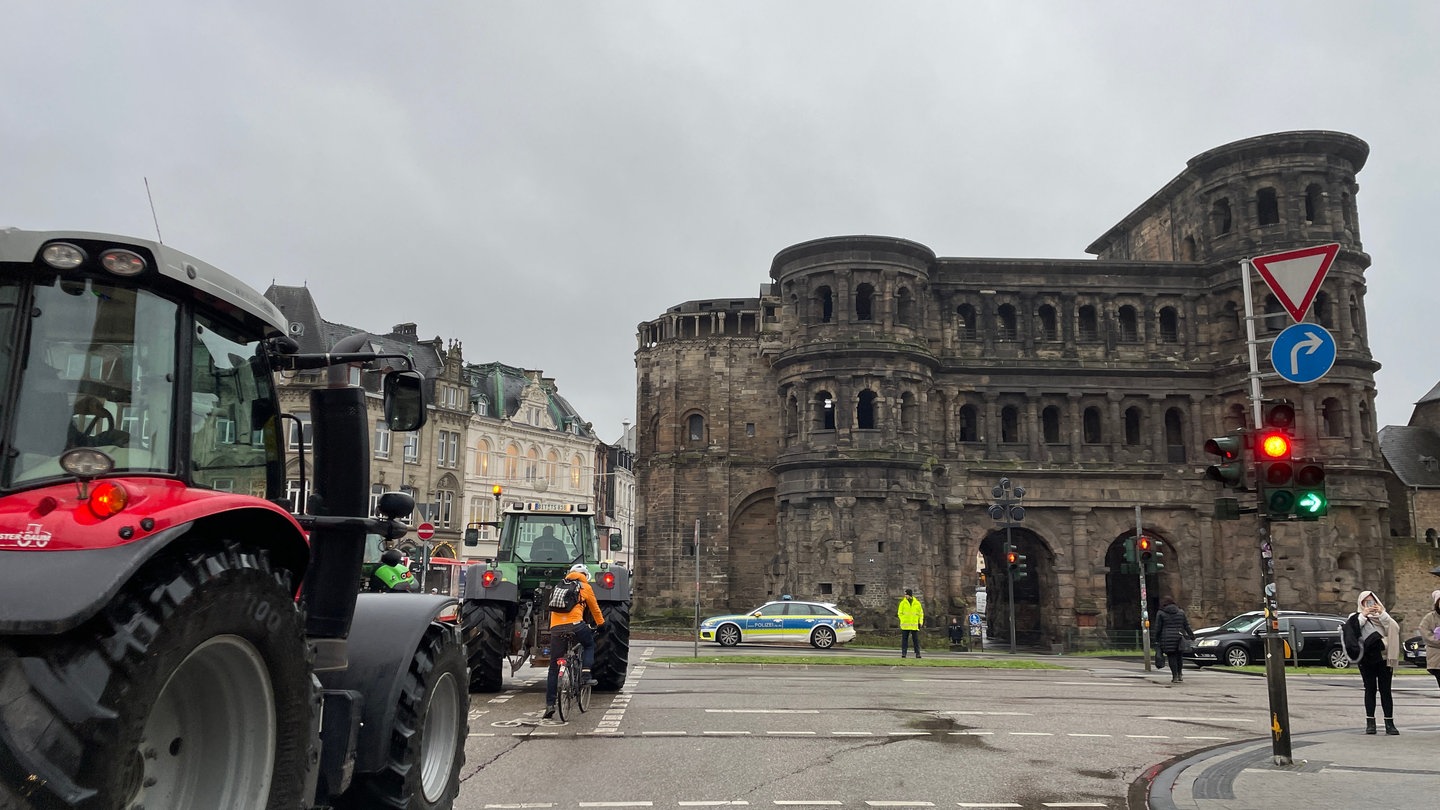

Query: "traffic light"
(1294, 460), (1328, 519)
(1203, 432), (1245, 488)
(1122, 536), (1136, 564)
(1006, 549), (1029, 579)
(1256, 404), (1296, 520)
(1136, 536), (1165, 573)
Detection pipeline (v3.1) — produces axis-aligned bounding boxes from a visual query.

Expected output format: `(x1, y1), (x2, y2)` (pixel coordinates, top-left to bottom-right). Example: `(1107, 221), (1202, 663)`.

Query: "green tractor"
(461, 500), (631, 692)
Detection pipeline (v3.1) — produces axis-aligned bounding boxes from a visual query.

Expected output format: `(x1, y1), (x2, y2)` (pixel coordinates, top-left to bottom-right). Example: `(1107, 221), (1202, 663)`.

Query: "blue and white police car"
(699, 598), (857, 649)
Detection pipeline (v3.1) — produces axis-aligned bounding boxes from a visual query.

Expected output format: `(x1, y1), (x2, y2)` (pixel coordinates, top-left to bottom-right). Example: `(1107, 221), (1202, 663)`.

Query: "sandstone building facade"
(634, 131), (1392, 643)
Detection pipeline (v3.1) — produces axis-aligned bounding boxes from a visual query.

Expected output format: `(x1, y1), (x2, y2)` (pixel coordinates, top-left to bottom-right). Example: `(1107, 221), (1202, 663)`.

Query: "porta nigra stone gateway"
(634, 131), (1391, 645)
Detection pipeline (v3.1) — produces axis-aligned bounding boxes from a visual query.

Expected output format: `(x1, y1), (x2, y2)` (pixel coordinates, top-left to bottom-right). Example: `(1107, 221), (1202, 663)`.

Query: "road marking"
(947, 731), (994, 735)
(767, 731), (817, 736)
(1067, 733), (1110, 737)
(833, 731), (874, 736)
(1184, 736), (1230, 741)
(1125, 735), (1168, 739)
(707, 709), (821, 713)
(1009, 732), (1053, 736)
(1042, 804), (1110, 808)
(956, 804), (1023, 808)
(678, 803), (751, 807)
(641, 731), (687, 736)
(941, 711), (1033, 716)
(1055, 681), (1129, 686)
(1147, 716), (1253, 723)
(468, 732), (498, 737)
(579, 803), (654, 808)
(886, 731), (931, 737)
(865, 802), (935, 807)
(772, 803), (842, 806)
(703, 730), (751, 735)
(483, 804), (554, 808)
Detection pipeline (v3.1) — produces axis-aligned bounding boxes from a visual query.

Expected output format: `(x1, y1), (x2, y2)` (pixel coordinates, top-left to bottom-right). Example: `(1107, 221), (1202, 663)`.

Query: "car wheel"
(1224, 645), (1252, 667)
(716, 624), (741, 647)
(1327, 647), (1352, 669)
(810, 626), (837, 649)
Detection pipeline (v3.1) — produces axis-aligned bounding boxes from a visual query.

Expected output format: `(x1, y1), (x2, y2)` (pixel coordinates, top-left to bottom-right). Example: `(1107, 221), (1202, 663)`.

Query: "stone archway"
(979, 527), (1053, 648)
(728, 491), (778, 611)
(1105, 531), (1181, 647)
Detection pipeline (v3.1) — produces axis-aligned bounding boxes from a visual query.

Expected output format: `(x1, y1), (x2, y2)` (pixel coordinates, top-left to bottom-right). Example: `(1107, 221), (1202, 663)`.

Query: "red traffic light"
(1257, 430), (1292, 460)
(1136, 536), (1152, 554)
(1006, 551), (1018, 565)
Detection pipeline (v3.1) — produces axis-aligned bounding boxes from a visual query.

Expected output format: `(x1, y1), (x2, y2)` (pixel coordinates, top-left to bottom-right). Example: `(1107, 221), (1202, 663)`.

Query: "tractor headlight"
(100, 249), (146, 276)
(41, 242), (87, 269)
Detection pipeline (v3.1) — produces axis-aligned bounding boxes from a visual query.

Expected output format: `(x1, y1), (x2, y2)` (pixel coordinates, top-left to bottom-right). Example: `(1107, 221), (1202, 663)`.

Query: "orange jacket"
(548, 570), (605, 629)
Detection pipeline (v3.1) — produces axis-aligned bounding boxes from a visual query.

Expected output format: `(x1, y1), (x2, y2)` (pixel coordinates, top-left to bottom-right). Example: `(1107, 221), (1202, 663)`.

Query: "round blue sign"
(1270, 324), (1336, 384)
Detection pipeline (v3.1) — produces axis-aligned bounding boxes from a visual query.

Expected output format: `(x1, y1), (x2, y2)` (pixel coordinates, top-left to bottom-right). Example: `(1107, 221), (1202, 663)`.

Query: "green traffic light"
(1296, 490), (1328, 517)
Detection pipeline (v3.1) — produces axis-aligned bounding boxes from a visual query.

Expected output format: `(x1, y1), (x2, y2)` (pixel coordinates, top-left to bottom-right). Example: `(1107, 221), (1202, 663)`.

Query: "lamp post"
(988, 478), (1027, 655)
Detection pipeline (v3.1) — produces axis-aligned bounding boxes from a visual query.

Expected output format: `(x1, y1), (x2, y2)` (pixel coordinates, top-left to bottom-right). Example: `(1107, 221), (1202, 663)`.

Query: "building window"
(571, 454), (583, 489)
(1305, 184), (1324, 224)
(1314, 292), (1333, 328)
(1263, 295), (1285, 335)
(1118, 305), (1139, 342)
(1164, 407), (1186, 463)
(286, 479), (311, 514)
(1078, 305), (1099, 341)
(1042, 406), (1061, 444)
(403, 433), (419, 463)
(745, 422), (756, 438)
(857, 390), (878, 430)
(816, 286), (834, 323)
(853, 583), (866, 596)
(956, 304), (977, 340)
(687, 413), (705, 443)
(437, 490), (455, 528)
(819, 582), (833, 595)
(855, 283), (875, 321)
(997, 304), (1018, 341)
(895, 287), (914, 326)
(1212, 198), (1233, 234)
(525, 447), (539, 481)
(1001, 406), (1019, 443)
(370, 483), (384, 517)
(504, 444), (520, 480)
(287, 413), (313, 451)
(1158, 307), (1179, 343)
(448, 432), (459, 468)
(1083, 407), (1103, 444)
(1037, 304), (1058, 341)
(1124, 407), (1143, 446)
(959, 405), (979, 442)
(1321, 398), (1344, 436)
(1257, 187), (1280, 226)
(815, 393), (836, 431)
(374, 421), (391, 459)
(476, 439), (491, 476)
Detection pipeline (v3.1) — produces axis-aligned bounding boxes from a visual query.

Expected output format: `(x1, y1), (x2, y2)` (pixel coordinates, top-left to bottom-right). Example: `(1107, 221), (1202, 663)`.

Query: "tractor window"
(505, 515), (593, 564)
(188, 311), (283, 498)
(5, 276), (178, 486)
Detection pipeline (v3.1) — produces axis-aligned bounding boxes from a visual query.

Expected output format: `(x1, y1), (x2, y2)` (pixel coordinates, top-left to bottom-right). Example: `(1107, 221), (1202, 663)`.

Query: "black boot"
(1385, 718), (1399, 735)
(1365, 717), (1376, 735)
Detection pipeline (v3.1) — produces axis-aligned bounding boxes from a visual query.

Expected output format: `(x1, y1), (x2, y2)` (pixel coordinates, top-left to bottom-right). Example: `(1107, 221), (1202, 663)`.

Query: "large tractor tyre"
(337, 626), (467, 810)
(592, 601), (631, 692)
(461, 600), (510, 693)
(0, 540), (314, 810)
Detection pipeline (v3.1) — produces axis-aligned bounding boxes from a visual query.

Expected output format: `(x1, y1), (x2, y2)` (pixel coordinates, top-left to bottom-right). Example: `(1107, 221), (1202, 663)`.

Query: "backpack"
(549, 579), (582, 612)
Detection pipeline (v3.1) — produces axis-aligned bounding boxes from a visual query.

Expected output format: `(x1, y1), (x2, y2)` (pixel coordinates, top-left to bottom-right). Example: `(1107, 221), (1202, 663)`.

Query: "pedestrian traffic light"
(1006, 549), (1029, 579)
(1122, 536), (1136, 564)
(1256, 404), (1296, 520)
(1294, 460), (1328, 519)
(1137, 536), (1165, 573)
(1203, 432), (1245, 488)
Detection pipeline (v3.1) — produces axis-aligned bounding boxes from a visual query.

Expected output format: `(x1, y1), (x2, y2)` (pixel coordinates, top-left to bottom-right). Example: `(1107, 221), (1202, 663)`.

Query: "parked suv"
(1186, 610), (1350, 668)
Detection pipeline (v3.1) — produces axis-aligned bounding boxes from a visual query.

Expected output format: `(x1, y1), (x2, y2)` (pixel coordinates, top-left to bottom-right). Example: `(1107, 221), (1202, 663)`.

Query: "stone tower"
(634, 131), (1390, 643)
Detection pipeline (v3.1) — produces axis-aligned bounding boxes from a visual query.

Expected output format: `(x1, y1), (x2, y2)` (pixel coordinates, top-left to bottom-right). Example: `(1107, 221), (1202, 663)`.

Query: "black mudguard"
(323, 593), (459, 775)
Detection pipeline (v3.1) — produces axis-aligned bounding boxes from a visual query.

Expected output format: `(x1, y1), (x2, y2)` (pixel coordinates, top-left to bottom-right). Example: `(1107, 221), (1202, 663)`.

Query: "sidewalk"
(1144, 723), (1440, 810)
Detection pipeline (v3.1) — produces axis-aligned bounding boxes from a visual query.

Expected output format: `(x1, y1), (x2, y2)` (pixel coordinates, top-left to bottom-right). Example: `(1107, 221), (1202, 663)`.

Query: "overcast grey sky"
(3, 3), (1435, 444)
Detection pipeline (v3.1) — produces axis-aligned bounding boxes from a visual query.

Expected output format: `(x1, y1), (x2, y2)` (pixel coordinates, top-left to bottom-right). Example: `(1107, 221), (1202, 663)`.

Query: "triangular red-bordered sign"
(1250, 243), (1340, 324)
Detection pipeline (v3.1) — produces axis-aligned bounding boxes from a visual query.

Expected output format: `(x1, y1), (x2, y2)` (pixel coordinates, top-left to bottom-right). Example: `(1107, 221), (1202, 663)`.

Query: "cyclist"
(543, 563), (606, 719)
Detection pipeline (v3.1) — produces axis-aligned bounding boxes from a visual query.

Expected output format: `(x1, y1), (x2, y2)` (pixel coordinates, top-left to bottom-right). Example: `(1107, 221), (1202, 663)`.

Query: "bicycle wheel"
(574, 644), (591, 713)
(554, 657), (576, 722)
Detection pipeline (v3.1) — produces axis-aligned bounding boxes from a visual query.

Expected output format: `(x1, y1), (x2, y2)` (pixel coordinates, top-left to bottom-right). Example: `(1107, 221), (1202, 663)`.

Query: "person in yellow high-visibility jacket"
(898, 589), (924, 658)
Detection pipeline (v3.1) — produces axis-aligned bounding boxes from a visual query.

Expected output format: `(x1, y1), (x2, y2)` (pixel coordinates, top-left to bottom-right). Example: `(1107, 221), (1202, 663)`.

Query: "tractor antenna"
(144, 177), (164, 244)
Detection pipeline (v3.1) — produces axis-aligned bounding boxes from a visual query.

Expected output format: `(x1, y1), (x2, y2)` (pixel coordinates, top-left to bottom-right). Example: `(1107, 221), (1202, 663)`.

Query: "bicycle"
(551, 628), (591, 722)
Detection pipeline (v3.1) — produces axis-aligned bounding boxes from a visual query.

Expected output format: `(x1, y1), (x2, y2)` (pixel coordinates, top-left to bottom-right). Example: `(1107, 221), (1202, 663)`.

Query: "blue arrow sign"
(1270, 323), (1336, 384)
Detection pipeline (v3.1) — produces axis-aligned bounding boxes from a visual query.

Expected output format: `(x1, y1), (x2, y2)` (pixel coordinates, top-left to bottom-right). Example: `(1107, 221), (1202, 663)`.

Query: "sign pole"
(1137, 505), (1151, 672)
(693, 518), (701, 658)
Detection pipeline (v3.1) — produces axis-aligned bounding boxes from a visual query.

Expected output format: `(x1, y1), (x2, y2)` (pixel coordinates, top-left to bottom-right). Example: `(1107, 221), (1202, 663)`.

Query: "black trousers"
(900, 629), (921, 657)
(1165, 651), (1183, 680)
(1359, 658), (1394, 718)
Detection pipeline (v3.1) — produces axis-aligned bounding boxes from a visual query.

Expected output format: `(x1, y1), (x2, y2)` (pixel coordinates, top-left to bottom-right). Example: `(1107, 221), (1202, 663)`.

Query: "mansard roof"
(1378, 425), (1440, 488)
(463, 361), (596, 440)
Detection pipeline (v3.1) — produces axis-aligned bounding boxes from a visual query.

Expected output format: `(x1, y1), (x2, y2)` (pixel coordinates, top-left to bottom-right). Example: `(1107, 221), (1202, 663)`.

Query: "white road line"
(1042, 804), (1110, 808)
(578, 803), (654, 808)
(483, 804), (554, 808)
(707, 709), (821, 713)
(703, 730), (751, 735)
(1055, 681), (1129, 686)
(1147, 716), (1253, 723)
(772, 803), (842, 806)
(833, 731), (874, 736)
(678, 803), (750, 806)
(1009, 732), (1053, 736)
(941, 711), (1033, 716)
(886, 731), (931, 736)
(468, 732), (498, 737)
(766, 731), (817, 735)
(641, 731), (688, 736)
(956, 804), (1023, 808)
(947, 731), (994, 735)
(865, 802), (935, 807)
(1184, 736), (1230, 740)
(1126, 735), (1168, 739)
(1067, 733), (1111, 737)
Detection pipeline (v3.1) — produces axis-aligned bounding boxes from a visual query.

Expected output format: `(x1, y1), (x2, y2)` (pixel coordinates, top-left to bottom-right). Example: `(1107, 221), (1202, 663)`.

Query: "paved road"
(452, 642), (1440, 809)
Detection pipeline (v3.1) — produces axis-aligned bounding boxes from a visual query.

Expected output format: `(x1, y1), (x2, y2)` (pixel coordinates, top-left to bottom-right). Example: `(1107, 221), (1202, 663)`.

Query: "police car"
(699, 598), (857, 649)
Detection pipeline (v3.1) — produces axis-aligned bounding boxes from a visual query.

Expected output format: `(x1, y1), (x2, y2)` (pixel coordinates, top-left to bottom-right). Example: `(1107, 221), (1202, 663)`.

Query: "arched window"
(1164, 408), (1186, 462)
(786, 395), (799, 436)
(959, 405), (979, 442)
(1305, 184), (1324, 224)
(525, 446), (540, 481)
(1182, 235), (1197, 261)
(1118, 305), (1139, 342)
(1037, 304), (1058, 341)
(1313, 291), (1333, 328)
(476, 438), (491, 476)
(957, 304), (977, 340)
(1083, 407), (1103, 444)
(815, 392), (836, 431)
(570, 454), (584, 489)
(1042, 406), (1061, 444)
(504, 443), (520, 481)
(1349, 294), (1362, 334)
(1158, 307), (1179, 343)
(1212, 198), (1233, 234)
(1219, 301), (1239, 342)
(1358, 400), (1372, 438)
(855, 283), (875, 321)
(1321, 397), (1345, 436)
(687, 413), (706, 443)
(1124, 407), (1143, 446)
(815, 286), (834, 323)
(899, 392), (916, 432)
(1257, 187), (1280, 226)
(997, 304), (1018, 341)
(1263, 295), (1285, 335)
(1078, 305), (1099, 341)
(1001, 406), (1020, 443)
(896, 287), (914, 326)
(545, 449), (560, 487)
(857, 390), (878, 430)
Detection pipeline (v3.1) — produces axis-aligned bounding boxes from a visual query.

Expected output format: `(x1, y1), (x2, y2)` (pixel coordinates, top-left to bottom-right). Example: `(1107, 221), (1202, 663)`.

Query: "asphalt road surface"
(453, 641), (1440, 809)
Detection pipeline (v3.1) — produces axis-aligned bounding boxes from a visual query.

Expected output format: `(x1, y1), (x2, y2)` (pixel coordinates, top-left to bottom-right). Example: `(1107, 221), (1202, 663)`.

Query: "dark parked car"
(1402, 635), (1428, 667)
(1185, 611), (1350, 668)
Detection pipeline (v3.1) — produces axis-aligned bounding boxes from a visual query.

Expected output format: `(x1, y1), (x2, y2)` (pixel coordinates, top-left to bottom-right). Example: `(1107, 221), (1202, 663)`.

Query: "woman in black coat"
(1153, 596), (1194, 684)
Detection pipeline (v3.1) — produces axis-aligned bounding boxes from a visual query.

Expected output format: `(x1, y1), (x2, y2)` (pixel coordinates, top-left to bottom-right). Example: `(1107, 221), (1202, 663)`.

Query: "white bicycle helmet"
(569, 563), (590, 579)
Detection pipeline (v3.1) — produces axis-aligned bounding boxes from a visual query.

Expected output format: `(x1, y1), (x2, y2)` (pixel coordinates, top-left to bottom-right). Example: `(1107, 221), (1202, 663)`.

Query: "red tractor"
(0, 229), (468, 809)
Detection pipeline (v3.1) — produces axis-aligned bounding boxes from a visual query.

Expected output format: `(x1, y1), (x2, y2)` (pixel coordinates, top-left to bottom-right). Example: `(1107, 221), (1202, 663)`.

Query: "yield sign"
(1251, 243), (1340, 323)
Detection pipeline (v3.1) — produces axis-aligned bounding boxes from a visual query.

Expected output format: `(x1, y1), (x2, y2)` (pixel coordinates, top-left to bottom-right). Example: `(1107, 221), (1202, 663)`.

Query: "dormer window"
(1421, 456), (1438, 473)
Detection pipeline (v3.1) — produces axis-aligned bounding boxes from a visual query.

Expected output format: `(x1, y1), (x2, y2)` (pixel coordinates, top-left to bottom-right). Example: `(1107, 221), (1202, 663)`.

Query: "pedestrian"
(1417, 588), (1440, 690)
(898, 588), (924, 658)
(1342, 589), (1401, 735)
(949, 617), (965, 646)
(1152, 595), (1193, 683)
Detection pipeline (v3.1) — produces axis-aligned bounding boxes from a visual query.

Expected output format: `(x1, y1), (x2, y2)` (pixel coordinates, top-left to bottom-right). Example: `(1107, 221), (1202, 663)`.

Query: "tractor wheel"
(337, 625), (467, 810)
(0, 540), (314, 809)
(462, 599), (511, 692)
(592, 601), (631, 692)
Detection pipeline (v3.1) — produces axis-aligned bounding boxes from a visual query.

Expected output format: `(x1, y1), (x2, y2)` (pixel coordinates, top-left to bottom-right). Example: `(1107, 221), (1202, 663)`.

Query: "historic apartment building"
(634, 131), (1392, 644)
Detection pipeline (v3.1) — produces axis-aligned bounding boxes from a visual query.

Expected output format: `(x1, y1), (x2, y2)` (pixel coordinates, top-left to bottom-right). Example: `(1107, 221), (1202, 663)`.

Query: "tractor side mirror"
(383, 370), (427, 432)
(609, 532), (623, 552)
